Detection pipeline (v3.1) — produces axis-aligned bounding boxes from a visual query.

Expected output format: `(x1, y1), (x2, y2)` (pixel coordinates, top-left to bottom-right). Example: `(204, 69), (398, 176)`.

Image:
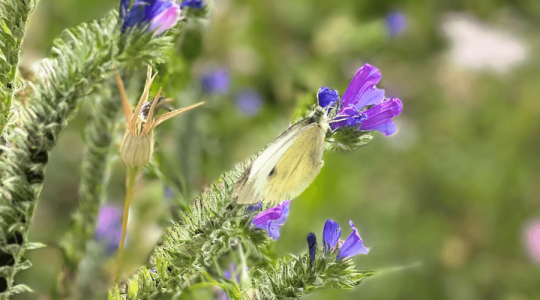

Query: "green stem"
(115, 166), (139, 282)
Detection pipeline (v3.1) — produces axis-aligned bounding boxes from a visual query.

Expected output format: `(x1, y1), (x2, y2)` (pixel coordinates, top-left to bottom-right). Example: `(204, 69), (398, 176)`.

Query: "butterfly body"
(233, 106), (328, 205)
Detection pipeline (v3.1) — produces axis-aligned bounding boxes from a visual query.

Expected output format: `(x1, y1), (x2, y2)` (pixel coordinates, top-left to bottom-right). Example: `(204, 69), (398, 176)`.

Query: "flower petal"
(307, 232), (317, 266)
(149, 2), (180, 35)
(181, 0), (204, 9)
(252, 200), (290, 240)
(317, 87), (340, 108)
(341, 64), (385, 109)
(360, 97), (403, 136)
(337, 220), (369, 259)
(322, 219), (341, 253)
(123, 2), (147, 32)
(330, 105), (366, 130)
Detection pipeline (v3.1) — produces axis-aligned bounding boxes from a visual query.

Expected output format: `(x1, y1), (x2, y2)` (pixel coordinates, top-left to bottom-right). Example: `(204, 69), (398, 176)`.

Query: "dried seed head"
(115, 65), (204, 169)
(120, 129), (154, 168)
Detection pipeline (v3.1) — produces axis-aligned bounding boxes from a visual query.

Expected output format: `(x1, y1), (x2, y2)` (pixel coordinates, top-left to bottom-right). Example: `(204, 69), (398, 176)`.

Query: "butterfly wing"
(261, 124), (326, 205)
(233, 117), (313, 204)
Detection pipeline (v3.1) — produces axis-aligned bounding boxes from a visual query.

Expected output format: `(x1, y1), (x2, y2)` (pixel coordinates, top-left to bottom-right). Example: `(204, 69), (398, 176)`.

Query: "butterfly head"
(310, 106), (330, 134)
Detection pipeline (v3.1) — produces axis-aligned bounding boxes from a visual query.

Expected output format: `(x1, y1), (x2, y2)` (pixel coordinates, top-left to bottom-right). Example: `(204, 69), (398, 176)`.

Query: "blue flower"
(180, 0), (204, 9)
(307, 232), (317, 267)
(321, 219), (369, 260)
(121, 0), (180, 35)
(252, 200), (290, 240)
(94, 204), (123, 255)
(247, 202), (263, 211)
(322, 219), (341, 253)
(201, 68), (230, 95)
(337, 221), (369, 260)
(318, 63), (403, 136)
(385, 12), (407, 37)
(236, 89), (264, 116)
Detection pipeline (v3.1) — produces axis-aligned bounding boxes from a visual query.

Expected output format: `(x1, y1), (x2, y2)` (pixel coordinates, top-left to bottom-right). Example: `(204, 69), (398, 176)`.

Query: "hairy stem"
(0, 0), (37, 135)
(0, 10), (175, 297)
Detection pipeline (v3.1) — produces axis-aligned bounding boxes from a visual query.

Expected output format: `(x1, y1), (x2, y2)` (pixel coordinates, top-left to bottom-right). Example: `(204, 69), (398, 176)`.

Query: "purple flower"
(318, 63), (403, 136)
(201, 68), (230, 95)
(180, 0), (204, 9)
(322, 219), (341, 253)
(121, 0), (180, 35)
(236, 89), (264, 116)
(337, 221), (369, 260)
(94, 204), (123, 255)
(252, 200), (290, 240)
(317, 87), (339, 108)
(359, 97), (403, 136)
(247, 202), (263, 211)
(307, 232), (317, 267)
(386, 12), (407, 37)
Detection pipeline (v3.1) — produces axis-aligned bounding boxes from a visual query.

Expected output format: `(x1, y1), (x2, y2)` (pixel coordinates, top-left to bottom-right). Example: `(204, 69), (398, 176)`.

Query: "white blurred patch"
(386, 117), (418, 152)
(442, 13), (528, 74)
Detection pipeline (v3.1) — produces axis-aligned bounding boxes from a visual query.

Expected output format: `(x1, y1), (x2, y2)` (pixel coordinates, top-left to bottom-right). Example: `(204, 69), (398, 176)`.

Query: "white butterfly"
(232, 106), (329, 205)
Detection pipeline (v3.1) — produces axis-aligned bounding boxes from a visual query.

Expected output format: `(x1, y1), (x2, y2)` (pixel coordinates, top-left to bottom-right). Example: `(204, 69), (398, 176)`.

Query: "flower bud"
(120, 129), (154, 168)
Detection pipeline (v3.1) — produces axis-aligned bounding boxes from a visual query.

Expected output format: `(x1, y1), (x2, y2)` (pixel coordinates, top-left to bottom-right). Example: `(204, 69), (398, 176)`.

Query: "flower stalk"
(113, 66), (204, 280)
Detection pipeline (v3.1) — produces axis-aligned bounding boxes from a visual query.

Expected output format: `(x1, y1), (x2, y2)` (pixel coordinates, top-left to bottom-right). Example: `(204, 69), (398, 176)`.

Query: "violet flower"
(318, 63), (403, 136)
(386, 12), (407, 37)
(235, 89), (264, 116)
(94, 204), (123, 255)
(337, 221), (369, 259)
(322, 219), (341, 253)
(252, 200), (290, 240)
(320, 219), (369, 260)
(180, 0), (204, 9)
(201, 68), (230, 95)
(121, 0), (180, 35)
(307, 232), (317, 267)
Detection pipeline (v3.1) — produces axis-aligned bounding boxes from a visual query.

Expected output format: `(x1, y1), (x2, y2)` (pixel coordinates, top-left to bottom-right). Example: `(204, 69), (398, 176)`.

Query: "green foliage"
(128, 163), (272, 298)
(108, 161), (377, 300)
(0, 0), (37, 135)
(60, 80), (121, 270)
(253, 252), (375, 299)
(0, 9), (177, 297)
(325, 128), (374, 152)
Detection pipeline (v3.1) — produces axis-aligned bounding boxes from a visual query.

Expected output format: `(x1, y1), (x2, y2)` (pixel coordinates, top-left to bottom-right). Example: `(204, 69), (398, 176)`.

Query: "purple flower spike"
(307, 233), (317, 267)
(360, 97), (403, 136)
(318, 87), (340, 108)
(252, 200), (290, 240)
(181, 0), (204, 9)
(122, 0), (180, 36)
(201, 68), (230, 95)
(341, 64), (385, 109)
(337, 221), (369, 260)
(94, 204), (123, 255)
(322, 219), (341, 253)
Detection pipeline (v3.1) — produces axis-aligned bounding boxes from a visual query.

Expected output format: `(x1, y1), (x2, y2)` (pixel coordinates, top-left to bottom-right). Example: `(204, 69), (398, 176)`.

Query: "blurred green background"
(15, 0), (540, 299)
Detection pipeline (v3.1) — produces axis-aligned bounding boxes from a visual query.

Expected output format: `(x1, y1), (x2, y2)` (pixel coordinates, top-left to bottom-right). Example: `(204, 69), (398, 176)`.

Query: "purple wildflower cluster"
(251, 203), (368, 262)
(308, 219), (369, 264)
(121, 0), (204, 35)
(319, 63), (403, 136)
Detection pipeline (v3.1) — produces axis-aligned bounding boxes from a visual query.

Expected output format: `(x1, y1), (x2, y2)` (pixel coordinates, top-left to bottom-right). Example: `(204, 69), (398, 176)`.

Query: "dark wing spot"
(268, 167), (277, 178)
